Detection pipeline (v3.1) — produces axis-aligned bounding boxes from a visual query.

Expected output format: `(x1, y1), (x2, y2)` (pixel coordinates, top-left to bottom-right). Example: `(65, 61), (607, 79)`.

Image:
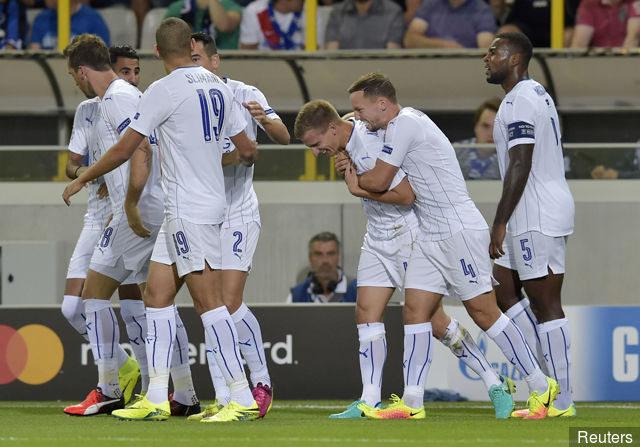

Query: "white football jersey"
(129, 66), (247, 225)
(346, 119), (418, 240)
(68, 97), (111, 227)
(378, 107), (488, 241)
(493, 79), (574, 237)
(91, 79), (164, 225)
(220, 78), (281, 228)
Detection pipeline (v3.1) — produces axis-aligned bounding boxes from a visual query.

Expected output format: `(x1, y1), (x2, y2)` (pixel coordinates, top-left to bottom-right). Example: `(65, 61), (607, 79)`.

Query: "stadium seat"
(140, 8), (168, 50)
(99, 6), (137, 47)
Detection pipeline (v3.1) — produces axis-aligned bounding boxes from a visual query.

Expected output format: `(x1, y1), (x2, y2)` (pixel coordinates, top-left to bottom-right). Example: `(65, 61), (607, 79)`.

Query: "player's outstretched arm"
(62, 128), (145, 205)
(243, 101), (290, 145)
(490, 143), (534, 259)
(345, 167), (414, 206)
(230, 130), (258, 166)
(358, 158), (398, 193)
(124, 140), (153, 238)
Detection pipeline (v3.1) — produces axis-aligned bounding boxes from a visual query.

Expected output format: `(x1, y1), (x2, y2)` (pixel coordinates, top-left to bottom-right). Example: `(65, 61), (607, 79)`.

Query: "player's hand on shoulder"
(243, 101), (267, 124)
(335, 151), (351, 177)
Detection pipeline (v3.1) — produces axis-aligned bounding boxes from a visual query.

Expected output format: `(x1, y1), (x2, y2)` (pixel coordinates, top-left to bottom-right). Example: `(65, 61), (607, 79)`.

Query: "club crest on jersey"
(534, 85), (546, 96)
(382, 145), (393, 154)
(117, 118), (131, 135)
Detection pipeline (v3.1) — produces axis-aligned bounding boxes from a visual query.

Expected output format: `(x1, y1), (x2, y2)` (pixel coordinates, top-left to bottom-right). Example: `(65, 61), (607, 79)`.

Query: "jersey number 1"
(197, 88), (225, 142)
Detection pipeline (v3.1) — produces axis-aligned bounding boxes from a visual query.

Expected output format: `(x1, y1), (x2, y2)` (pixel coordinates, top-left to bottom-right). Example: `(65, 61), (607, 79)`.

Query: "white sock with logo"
(201, 305), (253, 407)
(62, 294), (128, 368)
(170, 308), (197, 406)
(505, 298), (548, 375)
(538, 318), (572, 410)
(119, 299), (149, 392)
(486, 313), (547, 394)
(439, 318), (501, 390)
(145, 305), (176, 405)
(206, 330), (232, 406)
(402, 323), (432, 409)
(232, 303), (271, 387)
(84, 298), (121, 399)
(357, 322), (386, 408)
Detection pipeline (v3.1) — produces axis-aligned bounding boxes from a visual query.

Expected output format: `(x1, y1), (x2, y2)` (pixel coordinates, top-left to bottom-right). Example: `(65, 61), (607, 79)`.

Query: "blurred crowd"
(1, 0), (639, 51)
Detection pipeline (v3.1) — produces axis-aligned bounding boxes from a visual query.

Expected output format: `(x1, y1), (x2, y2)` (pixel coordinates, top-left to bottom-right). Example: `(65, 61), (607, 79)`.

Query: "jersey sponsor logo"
(116, 118), (131, 135)
(264, 108), (275, 115)
(148, 133), (158, 145)
(85, 117), (93, 125)
(382, 145), (393, 154)
(507, 121), (535, 141)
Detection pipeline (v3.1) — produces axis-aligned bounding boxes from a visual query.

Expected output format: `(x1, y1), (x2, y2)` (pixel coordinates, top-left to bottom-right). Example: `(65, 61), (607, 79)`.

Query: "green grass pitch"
(1, 401), (638, 446)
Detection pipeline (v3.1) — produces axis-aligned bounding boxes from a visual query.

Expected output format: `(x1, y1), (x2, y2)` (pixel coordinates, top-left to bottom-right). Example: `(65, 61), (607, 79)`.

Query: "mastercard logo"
(0, 324), (64, 385)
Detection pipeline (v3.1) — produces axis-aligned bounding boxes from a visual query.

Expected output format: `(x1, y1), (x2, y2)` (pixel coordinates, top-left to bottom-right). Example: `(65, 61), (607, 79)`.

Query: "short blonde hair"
(156, 18), (192, 59)
(294, 100), (342, 140)
(64, 34), (110, 71)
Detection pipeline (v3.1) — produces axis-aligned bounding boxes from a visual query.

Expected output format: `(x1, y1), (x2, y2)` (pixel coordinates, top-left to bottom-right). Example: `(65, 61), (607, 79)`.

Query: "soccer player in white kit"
(61, 35), (165, 416)
(63, 18), (260, 423)
(61, 92), (141, 411)
(347, 73), (559, 420)
(187, 32), (290, 420)
(294, 100), (516, 419)
(484, 32), (576, 418)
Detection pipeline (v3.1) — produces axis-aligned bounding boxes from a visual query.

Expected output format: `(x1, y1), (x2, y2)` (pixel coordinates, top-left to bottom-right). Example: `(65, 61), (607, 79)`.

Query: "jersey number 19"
(197, 88), (225, 142)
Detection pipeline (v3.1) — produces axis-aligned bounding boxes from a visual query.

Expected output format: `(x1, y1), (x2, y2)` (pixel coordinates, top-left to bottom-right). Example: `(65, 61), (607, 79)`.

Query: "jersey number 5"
(197, 88), (225, 142)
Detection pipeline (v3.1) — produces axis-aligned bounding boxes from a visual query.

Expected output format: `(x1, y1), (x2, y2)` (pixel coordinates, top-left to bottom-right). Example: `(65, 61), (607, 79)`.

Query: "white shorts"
(89, 215), (160, 283)
(220, 222), (260, 271)
(357, 229), (416, 290)
(405, 229), (494, 301)
(494, 231), (568, 280)
(151, 218), (222, 278)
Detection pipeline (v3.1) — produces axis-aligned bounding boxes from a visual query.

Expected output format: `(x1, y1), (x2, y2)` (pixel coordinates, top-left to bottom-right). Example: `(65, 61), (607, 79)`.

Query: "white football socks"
(439, 318), (501, 389)
(357, 322), (386, 407)
(170, 308), (197, 406)
(145, 305), (176, 405)
(63, 294), (128, 368)
(119, 299), (149, 392)
(505, 298), (548, 375)
(201, 306), (253, 407)
(402, 323), (432, 409)
(232, 304), (271, 387)
(539, 318), (573, 410)
(84, 298), (121, 399)
(486, 313), (547, 394)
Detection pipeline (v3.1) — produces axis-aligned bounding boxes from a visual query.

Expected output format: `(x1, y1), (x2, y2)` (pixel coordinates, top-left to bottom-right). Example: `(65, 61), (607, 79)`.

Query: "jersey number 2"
(197, 88), (225, 142)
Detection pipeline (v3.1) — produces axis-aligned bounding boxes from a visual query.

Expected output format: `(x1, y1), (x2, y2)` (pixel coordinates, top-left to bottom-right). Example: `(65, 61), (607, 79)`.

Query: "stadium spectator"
(498, 0), (579, 47)
(165, 0), (242, 49)
(288, 231), (357, 303)
(571, 0), (640, 48)
(454, 97), (501, 180)
(324, 0), (404, 49)
(0, 0), (27, 49)
(403, 0), (496, 49)
(239, 0), (323, 50)
(28, 0), (109, 49)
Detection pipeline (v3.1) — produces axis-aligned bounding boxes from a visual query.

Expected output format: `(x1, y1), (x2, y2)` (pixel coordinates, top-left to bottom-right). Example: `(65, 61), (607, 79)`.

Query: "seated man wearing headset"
(288, 231), (357, 303)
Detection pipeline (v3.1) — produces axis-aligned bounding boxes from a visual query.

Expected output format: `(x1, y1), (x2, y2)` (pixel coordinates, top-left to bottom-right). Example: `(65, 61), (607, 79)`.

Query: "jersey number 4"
(197, 88), (225, 142)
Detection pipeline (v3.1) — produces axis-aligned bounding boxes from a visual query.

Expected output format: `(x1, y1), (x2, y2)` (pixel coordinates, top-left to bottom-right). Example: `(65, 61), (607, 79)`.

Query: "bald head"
(156, 18), (192, 59)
